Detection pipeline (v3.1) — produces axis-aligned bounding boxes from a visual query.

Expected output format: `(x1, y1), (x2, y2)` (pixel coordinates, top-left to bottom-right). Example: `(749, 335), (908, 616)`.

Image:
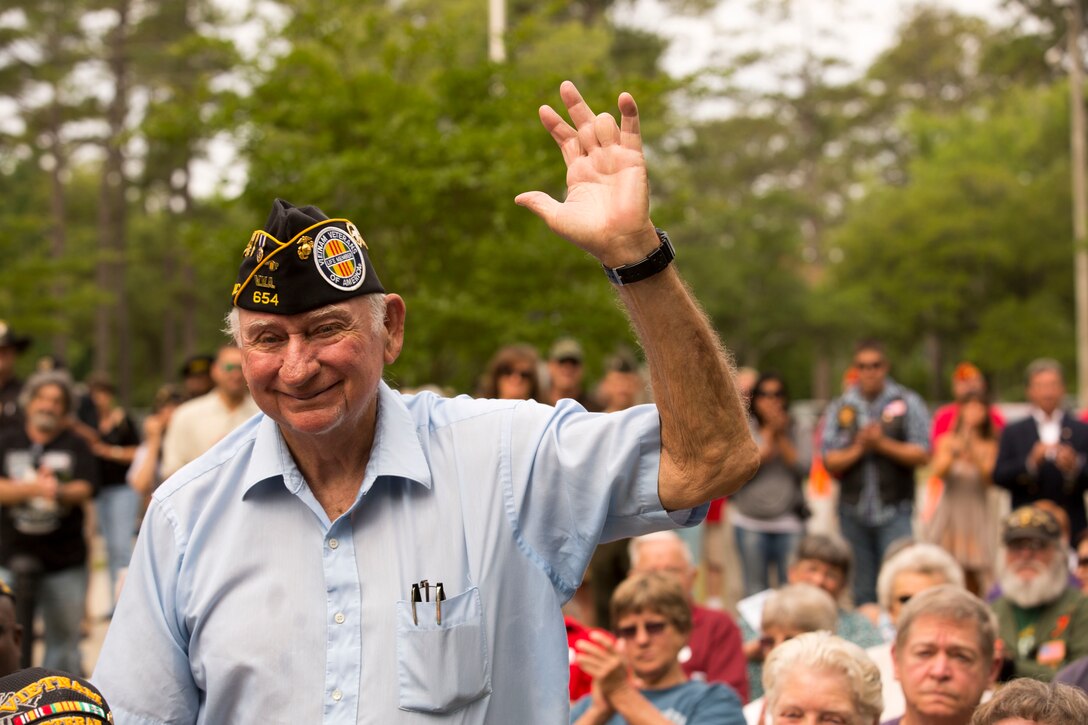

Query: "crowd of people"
(0, 78), (1086, 724)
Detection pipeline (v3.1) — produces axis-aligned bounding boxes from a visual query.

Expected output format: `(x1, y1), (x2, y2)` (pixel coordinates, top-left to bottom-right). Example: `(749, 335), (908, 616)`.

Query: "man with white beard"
(991, 505), (1088, 681)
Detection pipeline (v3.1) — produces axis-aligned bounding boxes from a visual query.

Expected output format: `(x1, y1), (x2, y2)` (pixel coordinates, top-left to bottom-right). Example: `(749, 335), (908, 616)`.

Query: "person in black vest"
(994, 358), (1088, 541)
(821, 340), (930, 606)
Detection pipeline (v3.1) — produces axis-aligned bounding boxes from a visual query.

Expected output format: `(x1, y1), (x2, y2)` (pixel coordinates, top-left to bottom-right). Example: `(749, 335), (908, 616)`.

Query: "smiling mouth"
(283, 382), (339, 402)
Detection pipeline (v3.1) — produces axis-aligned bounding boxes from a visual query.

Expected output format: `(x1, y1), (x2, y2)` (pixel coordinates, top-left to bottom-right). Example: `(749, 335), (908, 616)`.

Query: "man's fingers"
(538, 105), (585, 165)
(618, 92), (642, 150)
(560, 80), (597, 130)
(514, 191), (560, 224)
(594, 113), (619, 146)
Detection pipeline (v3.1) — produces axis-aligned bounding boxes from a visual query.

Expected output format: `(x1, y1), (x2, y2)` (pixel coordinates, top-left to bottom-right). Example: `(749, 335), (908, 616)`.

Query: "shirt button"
(334, 612), (345, 624)
(328, 538), (339, 549)
(332, 689), (343, 702)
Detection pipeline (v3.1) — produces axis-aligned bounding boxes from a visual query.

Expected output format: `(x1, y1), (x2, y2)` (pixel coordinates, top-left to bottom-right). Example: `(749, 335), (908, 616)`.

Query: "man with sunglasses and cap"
(159, 344), (259, 479)
(92, 81), (758, 723)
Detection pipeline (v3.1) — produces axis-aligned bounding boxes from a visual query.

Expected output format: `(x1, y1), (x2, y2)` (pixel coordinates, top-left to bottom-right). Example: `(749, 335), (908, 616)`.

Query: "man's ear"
(382, 294), (406, 365)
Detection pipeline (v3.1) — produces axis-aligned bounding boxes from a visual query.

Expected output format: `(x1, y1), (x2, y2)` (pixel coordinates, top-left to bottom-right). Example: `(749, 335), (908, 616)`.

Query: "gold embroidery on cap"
(244, 231), (260, 258)
(269, 260), (280, 272)
(298, 236), (314, 260)
(345, 221), (368, 249)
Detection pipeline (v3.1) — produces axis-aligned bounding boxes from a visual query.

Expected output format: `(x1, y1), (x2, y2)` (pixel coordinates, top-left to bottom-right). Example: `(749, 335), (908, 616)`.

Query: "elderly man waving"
(92, 81), (758, 724)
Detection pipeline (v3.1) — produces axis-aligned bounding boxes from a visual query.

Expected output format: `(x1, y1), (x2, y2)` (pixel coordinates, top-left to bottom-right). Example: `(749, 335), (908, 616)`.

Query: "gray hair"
(764, 631), (883, 725)
(791, 533), (854, 581)
(761, 583), (838, 634)
(894, 585), (997, 662)
(1026, 357), (1064, 385)
(876, 543), (965, 612)
(628, 531), (694, 570)
(223, 293), (388, 345)
(971, 677), (1088, 724)
(18, 370), (75, 414)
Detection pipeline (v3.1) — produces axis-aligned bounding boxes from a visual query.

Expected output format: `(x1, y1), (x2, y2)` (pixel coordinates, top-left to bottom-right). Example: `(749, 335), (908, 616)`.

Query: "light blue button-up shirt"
(92, 382), (704, 724)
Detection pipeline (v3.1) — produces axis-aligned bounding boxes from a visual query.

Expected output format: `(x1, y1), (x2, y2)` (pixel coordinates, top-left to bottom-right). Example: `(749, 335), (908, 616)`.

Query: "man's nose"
(279, 338), (318, 385)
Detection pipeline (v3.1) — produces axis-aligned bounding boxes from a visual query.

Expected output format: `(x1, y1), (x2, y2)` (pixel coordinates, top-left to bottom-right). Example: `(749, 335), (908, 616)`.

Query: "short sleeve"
(92, 502), (199, 724)
(569, 695), (592, 723)
(507, 400), (706, 598)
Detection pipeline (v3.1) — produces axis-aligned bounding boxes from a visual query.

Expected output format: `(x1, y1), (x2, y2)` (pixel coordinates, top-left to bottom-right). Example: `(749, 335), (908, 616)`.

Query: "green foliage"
(238, 0), (676, 392)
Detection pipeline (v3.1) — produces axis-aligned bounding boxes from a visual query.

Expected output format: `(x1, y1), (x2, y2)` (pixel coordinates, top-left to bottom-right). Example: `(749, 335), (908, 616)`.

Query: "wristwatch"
(602, 228), (676, 286)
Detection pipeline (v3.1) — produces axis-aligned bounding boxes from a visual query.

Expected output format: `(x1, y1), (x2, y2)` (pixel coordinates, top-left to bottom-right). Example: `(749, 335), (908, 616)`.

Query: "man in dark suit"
(995, 358), (1088, 539)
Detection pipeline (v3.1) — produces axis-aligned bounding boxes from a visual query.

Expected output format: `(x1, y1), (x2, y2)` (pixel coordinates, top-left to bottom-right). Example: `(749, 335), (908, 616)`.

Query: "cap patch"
(314, 227), (366, 291)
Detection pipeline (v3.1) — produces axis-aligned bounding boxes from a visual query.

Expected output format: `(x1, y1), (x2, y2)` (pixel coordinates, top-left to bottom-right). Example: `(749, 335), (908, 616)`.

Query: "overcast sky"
(624, 0), (1010, 79)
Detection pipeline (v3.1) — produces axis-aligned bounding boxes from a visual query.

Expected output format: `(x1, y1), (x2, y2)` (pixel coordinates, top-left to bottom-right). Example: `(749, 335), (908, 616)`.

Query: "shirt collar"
(1032, 407), (1064, 426)
(242, 380), (432, 498)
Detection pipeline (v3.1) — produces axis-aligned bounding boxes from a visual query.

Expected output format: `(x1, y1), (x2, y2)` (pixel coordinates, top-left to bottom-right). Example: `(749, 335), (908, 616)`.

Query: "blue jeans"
(0, 564), (87, 674)
(838, 504), (914, 606)
(733, 526), (802, 597)
(97, 484), (138, 604)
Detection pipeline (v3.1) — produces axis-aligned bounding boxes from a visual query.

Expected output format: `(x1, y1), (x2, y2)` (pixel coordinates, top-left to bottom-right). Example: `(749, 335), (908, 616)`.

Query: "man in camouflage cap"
(991, 505), (1088, 681)
(94, 81), (758, 723)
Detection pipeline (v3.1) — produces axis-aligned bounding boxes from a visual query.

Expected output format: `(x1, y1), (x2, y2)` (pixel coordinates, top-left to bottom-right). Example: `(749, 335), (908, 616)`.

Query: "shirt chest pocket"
(394, 586), (492, 713)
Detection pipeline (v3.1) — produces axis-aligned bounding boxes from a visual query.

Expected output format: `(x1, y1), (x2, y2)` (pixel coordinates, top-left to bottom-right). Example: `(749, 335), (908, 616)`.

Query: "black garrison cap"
(232, 199), (385, 315)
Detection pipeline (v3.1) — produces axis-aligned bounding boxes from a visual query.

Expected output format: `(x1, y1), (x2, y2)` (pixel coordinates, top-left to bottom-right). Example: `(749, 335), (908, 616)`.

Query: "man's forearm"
(617, 260), (758, 510)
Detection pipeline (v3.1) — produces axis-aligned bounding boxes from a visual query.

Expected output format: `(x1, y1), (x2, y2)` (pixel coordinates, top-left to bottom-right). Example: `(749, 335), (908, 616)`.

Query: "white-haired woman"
(762, 631), (882, 725)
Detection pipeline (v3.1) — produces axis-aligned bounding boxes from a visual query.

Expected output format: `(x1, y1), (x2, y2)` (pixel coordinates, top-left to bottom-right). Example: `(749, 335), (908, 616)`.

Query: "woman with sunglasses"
(570, 572), (744, 724)
(477, 343), (541, 401)
(730, 372), (808, 597)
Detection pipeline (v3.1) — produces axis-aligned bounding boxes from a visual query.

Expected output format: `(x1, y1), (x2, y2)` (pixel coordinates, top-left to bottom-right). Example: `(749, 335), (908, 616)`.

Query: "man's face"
(238, 295), (404, 441)
(788, 558), (846, 601)
(894, 615), (997, 722)
(0, 598), (21, 678)
(853, 348), (888, 398)
(615, 611), (685, 684)
(1004, 538), (1056, 583)
(213, 347), (249, 401)
(631, 541), (696, 597)
(547, 356), (582, 393)
(889, 571), (947, 625)
(598, 370), (641, 412)
(1027, 369), (1065, 415)
(26, 383), (67, 435)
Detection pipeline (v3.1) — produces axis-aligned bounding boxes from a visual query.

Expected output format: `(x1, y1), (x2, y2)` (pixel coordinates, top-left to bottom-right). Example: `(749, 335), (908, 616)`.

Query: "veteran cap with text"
(1003, 505), (1062, 544)
(0, 667), (112, 723)
(232, 199), (385, 315)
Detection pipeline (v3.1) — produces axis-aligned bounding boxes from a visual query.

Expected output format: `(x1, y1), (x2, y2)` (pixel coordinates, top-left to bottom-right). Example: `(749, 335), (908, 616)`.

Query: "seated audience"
(628, 532), (748, 701)
(738, 534), (883, 652)
(887, 585), (1001, 725)
(867, 543), (966, 721)
(970, 677), (1088, 724)
(762, 630), (883, 725)
(743, 583), (838, 720)
(991, 506), (1088, 681)
(570, 572), (744, 724)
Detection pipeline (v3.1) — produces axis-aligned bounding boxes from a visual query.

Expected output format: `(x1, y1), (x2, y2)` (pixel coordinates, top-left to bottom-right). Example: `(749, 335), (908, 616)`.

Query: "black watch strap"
(602, 228), (676, 286)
